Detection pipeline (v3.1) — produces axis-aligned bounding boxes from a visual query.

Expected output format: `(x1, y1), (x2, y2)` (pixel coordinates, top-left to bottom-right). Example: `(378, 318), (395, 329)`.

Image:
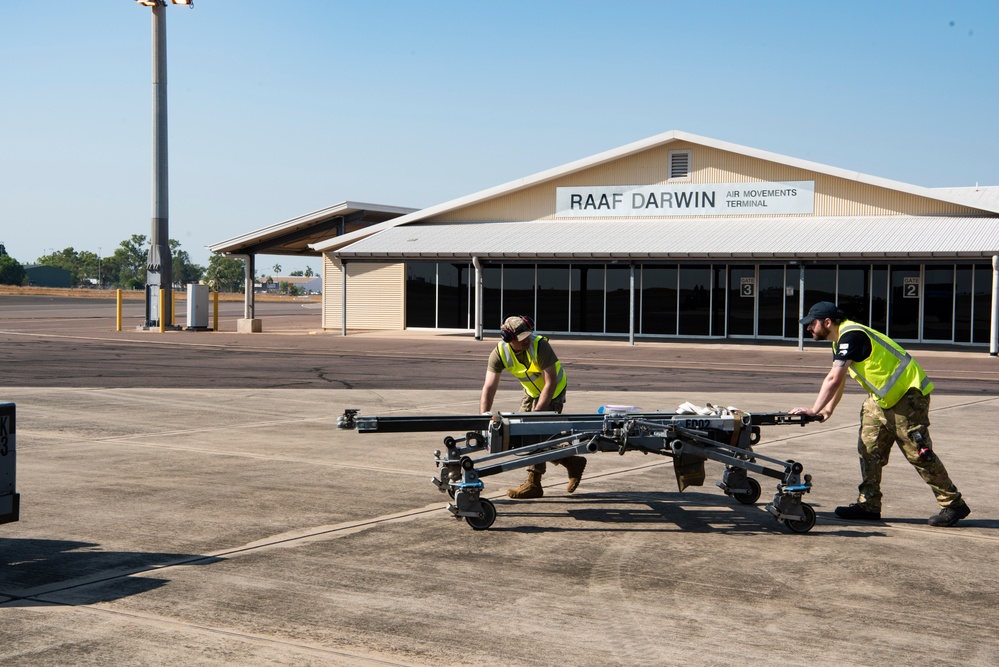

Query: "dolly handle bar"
(336, 409), (818, 433)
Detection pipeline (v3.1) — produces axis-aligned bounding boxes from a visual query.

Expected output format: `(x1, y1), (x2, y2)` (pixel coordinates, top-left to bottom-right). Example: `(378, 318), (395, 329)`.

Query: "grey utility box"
(0, 402), (19, 525)
(186, 283), (209, 330)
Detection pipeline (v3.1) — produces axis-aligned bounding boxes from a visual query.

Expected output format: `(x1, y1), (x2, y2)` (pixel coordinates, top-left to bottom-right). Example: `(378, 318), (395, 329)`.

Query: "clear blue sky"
(2, 1), (997, 272)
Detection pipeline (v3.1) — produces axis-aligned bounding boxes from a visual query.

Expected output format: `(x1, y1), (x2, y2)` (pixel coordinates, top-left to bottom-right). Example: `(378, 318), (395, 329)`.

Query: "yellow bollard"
(159, 289), (165, 333)
(116, 289), (122, 331)
(171, 290), (176, 327)
(213, 290), (219, 332)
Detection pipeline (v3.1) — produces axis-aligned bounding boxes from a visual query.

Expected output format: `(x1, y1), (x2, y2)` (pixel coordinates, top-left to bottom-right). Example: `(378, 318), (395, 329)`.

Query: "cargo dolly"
(337, 407), (818, 533)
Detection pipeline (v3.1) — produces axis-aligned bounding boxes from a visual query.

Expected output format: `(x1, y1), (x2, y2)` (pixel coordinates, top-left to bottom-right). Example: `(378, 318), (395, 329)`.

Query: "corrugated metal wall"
(435, 143), (979, 221)
(322, 254), (340, 327)
(322, 255), (404, 330)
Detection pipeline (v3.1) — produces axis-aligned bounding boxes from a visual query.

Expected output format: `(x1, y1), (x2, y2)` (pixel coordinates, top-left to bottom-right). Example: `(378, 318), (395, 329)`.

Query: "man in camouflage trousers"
(790, 302), (970, 527)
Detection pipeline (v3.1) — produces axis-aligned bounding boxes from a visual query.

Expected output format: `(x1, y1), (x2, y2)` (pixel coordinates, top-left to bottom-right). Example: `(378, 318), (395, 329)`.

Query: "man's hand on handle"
(788, 407), (827, 422)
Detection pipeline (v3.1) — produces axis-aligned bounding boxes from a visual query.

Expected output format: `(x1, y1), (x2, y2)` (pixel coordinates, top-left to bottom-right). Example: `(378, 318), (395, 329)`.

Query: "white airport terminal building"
(210, 131), (999, 351)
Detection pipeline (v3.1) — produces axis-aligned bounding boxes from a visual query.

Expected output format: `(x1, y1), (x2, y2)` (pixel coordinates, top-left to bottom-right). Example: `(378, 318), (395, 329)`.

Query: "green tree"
(107, 234), (149, 289)
(290, 270), (304, 276)
(170, 239), (205, 287)
(304, 266), (314, 277)
(272, 263), (282, 274)
(101, 253), (126, 289)
(89, 236), (202, 290)
(76, 250), (99, 286)
(276, 281), (303, 297)
(0, 254), (26, 286)
(205, 254), (249, 292)
(37, 247), (84, 285)
(37, 248), (103, 287)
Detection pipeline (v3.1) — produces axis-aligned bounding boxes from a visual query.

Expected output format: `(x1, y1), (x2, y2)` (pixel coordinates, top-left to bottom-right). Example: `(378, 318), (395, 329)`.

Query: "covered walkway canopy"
(208, 201), (415, 329)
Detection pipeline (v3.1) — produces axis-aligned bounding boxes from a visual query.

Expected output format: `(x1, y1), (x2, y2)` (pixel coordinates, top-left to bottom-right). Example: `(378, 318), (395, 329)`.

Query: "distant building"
(24, 264), (71, 288)
(213, 132), (999, 349)
(312, 130), (999, 347)
(257, 275), (322, 294)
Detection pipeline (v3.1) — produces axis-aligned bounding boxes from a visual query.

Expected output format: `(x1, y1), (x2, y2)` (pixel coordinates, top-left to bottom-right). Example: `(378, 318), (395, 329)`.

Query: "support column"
(797, 264), (805, 351)
(341, 259), (348, 336)
(991, 255), (998, 356)
(144, 4), (173, 328)
(472, 256), (483, 340)
(629, 264), (636, 346)
(231, 254), (261, 333)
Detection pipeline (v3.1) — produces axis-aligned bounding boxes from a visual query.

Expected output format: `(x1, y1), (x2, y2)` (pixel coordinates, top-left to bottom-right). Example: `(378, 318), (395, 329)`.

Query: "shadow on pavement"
(872, 516), (999, 529)
(0, 538), (222, 606)
(482, 491), (877, 536)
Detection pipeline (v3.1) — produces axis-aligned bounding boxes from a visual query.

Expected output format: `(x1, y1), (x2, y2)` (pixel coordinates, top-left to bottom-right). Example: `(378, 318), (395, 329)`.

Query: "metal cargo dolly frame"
(337, 408), (818, 533)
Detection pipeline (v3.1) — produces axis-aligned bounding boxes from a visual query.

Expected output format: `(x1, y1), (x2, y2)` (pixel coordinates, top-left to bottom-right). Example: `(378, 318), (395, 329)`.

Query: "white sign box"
(555, 181), (814, 217)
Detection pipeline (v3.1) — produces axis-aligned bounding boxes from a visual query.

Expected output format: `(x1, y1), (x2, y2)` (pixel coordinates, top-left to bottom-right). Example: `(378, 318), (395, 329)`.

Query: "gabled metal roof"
(332, 216), (999, 262)
(209, 201), (417, 257)
(933, 186), (999, 207)
(311, 131), (999, 254)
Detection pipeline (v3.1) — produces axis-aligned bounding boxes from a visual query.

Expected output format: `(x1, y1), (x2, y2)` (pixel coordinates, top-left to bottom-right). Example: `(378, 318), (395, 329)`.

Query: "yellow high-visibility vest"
(835, 320), (933, 409)
(496, 335), (567, 399)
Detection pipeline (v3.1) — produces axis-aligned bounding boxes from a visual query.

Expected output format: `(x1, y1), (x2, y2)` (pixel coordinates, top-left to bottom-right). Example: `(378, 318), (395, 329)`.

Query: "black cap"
(799, 301), (842, 325)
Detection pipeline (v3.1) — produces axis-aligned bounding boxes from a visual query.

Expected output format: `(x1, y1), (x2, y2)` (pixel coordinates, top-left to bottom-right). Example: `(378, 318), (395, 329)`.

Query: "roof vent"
(669, 150), (691, 180)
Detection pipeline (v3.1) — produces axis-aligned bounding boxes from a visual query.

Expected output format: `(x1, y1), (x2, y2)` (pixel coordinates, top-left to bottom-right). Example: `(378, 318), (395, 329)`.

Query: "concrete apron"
(1, 388), (997, 666)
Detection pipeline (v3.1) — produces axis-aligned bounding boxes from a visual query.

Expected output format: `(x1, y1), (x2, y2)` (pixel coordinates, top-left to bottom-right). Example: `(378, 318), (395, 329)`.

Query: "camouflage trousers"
(521, 391), (566, 474)
(856, 389), (962, 511)
(519, 390), (566, 414)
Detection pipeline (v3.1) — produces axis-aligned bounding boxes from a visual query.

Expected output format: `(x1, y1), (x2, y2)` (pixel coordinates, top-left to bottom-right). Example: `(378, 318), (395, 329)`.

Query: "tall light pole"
(136, 0), (191, 328)
(98, 247), (102, 289)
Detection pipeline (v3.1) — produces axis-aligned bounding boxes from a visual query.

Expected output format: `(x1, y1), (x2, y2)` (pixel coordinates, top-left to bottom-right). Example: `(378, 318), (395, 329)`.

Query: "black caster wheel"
(734, 477), (762, 505)
(465, 499), (497, 531)
(782, 503), (816, 533)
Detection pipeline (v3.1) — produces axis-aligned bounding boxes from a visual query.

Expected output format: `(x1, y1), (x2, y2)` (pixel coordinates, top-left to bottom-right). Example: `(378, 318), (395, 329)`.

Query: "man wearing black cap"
(789, 302), (970, 527)
(479, 315), (586, 499)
